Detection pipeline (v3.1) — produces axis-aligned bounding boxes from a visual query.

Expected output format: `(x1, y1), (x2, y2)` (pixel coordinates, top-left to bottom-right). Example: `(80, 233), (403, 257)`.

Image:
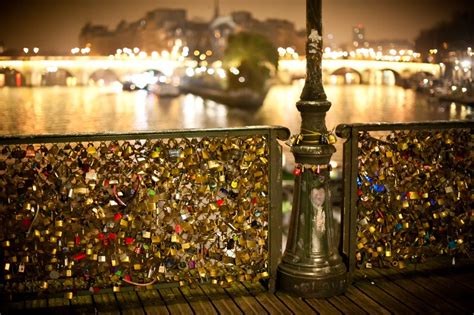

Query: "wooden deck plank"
(443, 272), (474, 290)
(352, 274), (415, 314)
(158, 286), (193, 315)
(180, 285), (218, 315)
(409, 262), (474, 311)
(200, 283), (243, 315)
(344, 286), (391, 315)
(2, 257), (473, 314)
(428, 259), (474, 290)
(224, 282), (267, 314)
(371, 265), (464, 313)
(417, 258), (474, 288)
(363, 268), (440, 314)
(304, 297), (342, 314)
(114, 291), (145, 315)
(136, 289), (169, 315)
(275, 291), (317, 314)
(327, 294), (367, 314)
(416, 257), (474, 286)
(243, 281), (293, 315)
(395, 265), (472, 312)
(92, 292), (120, 315)
(428, 272), (474, 309)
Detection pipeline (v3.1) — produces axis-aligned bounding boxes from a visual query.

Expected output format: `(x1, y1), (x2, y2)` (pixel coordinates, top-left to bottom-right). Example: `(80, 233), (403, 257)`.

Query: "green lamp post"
(277, 0), (348, 298)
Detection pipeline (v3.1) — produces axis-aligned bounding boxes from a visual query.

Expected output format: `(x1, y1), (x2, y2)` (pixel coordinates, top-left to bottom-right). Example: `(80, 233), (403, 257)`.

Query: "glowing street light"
(461, 60), (471, 69)
(182, 46), (189, 57)
(278, 47), (286, 57)
(80, 47), (91, 55)
(23, 47), (29, 54)
(33, 47), (39, 54)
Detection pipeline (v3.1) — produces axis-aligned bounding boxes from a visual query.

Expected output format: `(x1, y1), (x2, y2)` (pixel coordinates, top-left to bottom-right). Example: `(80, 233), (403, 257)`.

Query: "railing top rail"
(336, 120), (473, 138)
(0, 125), (290, 144)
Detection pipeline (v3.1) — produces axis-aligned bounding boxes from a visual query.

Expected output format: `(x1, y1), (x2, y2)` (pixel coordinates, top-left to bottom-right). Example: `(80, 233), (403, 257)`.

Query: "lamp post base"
(277, 261), (347, 298)
(277, 0), (349, 299)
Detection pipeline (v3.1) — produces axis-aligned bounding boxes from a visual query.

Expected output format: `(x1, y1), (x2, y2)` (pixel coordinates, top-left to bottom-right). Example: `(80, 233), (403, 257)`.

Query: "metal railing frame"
(0, 126), (290, 294)
(336, 120), (473, 281)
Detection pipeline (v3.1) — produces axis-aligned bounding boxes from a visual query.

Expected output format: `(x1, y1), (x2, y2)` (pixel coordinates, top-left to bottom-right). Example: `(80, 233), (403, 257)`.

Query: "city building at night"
(415, 11), (474, 63)
(79, 9), (204, 55)
(78, 7), (306, 57)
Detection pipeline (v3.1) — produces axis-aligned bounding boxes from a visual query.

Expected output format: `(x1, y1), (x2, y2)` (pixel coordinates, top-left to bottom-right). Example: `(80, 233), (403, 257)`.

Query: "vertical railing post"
(277, 0), (348, 297)
(338, 125), (353, 267)
(268, 128), (287, 293)
(340, 126), (359, 282)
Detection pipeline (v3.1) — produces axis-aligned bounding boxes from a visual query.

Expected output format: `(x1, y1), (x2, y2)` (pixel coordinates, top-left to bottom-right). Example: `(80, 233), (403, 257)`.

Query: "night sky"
(0, 0), (471, 53)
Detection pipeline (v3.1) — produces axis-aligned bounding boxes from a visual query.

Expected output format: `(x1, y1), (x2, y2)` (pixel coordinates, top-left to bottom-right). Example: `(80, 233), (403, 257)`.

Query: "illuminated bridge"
(0, 56), (440, 87)
(279, 58), (441, 85)
(0, 56), (183, 87)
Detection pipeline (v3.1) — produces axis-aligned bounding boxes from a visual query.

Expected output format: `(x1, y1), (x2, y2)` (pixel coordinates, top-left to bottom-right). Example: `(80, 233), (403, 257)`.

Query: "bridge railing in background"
(336, 121), (473, 281)
(0, 126), (289, 298)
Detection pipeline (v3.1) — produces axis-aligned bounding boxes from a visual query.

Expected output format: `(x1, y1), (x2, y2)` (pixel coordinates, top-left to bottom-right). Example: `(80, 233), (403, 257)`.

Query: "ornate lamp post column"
(277, 0), (347, 297)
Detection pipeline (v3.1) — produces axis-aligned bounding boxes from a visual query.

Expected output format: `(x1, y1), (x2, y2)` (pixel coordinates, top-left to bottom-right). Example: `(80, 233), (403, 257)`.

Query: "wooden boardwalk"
(1, 257), (473, 314)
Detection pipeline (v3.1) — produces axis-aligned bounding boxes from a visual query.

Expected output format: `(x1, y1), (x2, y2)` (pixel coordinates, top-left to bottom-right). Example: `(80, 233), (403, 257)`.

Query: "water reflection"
(181, 94), (229, 129)
(0, 83), (471, 164)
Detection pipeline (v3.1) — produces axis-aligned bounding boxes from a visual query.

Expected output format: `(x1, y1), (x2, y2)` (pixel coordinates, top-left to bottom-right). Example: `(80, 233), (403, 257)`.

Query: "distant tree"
(80, 22), (93, 36)
(223, 32), (278, 93)
(116, 20), (128, 32)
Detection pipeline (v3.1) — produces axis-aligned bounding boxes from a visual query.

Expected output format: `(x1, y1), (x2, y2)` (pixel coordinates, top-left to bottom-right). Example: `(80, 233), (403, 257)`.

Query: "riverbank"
(438, 94), (474, 106)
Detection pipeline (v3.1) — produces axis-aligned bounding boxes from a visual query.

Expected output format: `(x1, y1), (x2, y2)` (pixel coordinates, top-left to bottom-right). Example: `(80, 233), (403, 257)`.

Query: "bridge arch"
(408, 71), (438, 89)
(330, 67), (362, 84)
(0, 67), (26, 87)
(377, 68), (402, 86)
(41, 68), (76, 86)
(410, 71), (436, 80)
(89, 69), (120, 86)
(145, 69), (181, 85)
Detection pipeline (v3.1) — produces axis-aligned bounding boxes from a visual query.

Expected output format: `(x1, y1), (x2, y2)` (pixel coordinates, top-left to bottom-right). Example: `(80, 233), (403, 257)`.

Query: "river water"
(0, 82), (471, 166)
